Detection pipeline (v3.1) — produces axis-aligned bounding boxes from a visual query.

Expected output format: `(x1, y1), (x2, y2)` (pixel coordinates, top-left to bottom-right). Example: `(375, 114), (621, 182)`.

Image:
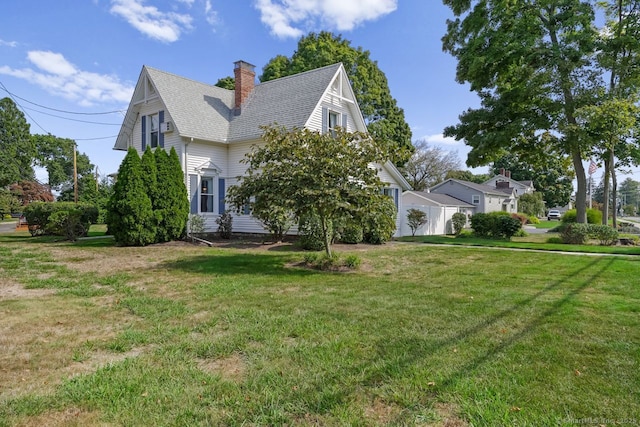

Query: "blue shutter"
(141, 115), (146, 151)
(159, 110), (165, 148)
(394, 188), (399, 209)
(189, 175), (198, 214)
(243, 202), (250, 215)
(218, 178), (225, 215)
(342, 113), (348, 130)
(322, 107), (328, 134)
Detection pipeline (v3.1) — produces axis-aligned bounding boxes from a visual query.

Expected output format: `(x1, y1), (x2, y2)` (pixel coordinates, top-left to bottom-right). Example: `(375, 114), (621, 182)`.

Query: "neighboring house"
(401, 191), (474, 235)
(483, 169), (535, 197)
(114, 61), (410, 236)
(430, 179), (519, 214)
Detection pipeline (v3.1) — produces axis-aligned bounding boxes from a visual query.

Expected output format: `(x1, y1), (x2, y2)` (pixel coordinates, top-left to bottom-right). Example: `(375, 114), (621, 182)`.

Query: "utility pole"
(73, 142), (78, 203)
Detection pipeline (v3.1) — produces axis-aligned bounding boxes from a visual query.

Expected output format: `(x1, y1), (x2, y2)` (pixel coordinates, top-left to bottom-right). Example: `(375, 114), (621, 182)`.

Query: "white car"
(547, 210), (561, 221)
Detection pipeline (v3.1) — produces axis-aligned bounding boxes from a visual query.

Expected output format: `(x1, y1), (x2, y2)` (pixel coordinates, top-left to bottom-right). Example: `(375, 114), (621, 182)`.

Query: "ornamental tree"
(227, 125), (394, 256)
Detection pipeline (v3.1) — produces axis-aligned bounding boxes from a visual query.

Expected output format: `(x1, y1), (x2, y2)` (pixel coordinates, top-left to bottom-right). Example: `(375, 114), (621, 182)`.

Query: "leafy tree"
(9, 181), (54, 206)
(619, 177), (640, 212)
(591, 0), (640, 227)
(0, 188), (21, 217)
(401, 139), (461, 191)
(518, 192), (545, 217)
(107, 147), (156, 246)
(228, 125), (393, 256)
(260, 32), (412, 164)
(58, 173), (98, 203)
(0, 97), (35, 187)
(214, 76), (235, 90)
(406, 208), (428, 236)
(443, 0), (600, 223)
(445, 170), (489, 184)
(32, 134), (94, 190)
(491, 153), (574, 209)
(154, 147), (189, 241)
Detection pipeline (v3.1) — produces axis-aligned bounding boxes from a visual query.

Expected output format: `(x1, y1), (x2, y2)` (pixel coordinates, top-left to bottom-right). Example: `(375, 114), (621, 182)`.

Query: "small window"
(200, 177), (214, 213)
(472, 195), (480, 205)
(149, 113), (159, 148)
(328, 111), (339, 137)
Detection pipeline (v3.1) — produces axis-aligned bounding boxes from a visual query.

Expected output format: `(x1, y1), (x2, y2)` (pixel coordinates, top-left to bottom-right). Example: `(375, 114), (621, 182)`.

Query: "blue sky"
(2, 0), (627, 184)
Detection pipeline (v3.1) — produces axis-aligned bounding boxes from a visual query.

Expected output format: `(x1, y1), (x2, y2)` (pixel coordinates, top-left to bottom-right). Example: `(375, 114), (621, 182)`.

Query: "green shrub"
(470, 213), (493, 237)
(256, 203), (294, 242)
(344, 254), (361, 269)
(216, 212), (233, 239)
(495, 215), (523, 240)
(452, 212), (467, 235)
(561, 208), (602, 224)
(560, 223), (591, 244)
(303, 252), (320, 264)
(527, 215), (540, 224)
(546, 237), (563, 244)
(338, 221), (364, 244)
(23, 202), (98, 237)
(363, 197), (396, 244)
(589, 224), (618, 246)
(406, 208), (428, 236)
(45, 209), (86, 241)
(298, 213), (329, 251)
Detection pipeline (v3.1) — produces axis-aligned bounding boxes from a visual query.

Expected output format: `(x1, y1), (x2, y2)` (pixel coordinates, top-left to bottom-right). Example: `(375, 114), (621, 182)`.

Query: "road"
(0, 221), (17, 234)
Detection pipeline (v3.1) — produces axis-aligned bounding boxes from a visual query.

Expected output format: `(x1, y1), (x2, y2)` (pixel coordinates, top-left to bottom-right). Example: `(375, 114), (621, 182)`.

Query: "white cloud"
(254, 0), (397, 39)
(420, 133), (461, 146)
(204, 0), (219, 26)
(0, 50), (134, 106)
(0, 39), (18, 48)
(110, 0), (193, 43)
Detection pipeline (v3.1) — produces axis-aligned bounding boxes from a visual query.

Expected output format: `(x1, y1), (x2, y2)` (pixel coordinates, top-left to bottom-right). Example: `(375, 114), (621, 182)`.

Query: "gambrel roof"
(114, 63), (362, 150)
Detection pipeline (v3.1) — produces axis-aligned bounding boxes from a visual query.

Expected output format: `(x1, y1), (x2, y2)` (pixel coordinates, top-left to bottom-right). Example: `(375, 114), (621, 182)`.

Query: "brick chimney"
(505, 170), (511, 179)
(233, 60), (255, 114)
(500, 168), (506, 176)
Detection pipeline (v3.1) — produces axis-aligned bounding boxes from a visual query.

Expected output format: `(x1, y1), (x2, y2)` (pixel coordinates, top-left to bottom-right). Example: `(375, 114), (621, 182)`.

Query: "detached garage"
(401, 191), (474, 236)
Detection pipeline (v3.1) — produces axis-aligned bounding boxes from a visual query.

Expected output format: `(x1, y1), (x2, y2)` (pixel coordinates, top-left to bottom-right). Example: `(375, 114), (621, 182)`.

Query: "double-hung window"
(200, 177), (215, 213)
(149, 113), (159, 148)
(328, 111), (339, 137)
(472, 195), (480, 205)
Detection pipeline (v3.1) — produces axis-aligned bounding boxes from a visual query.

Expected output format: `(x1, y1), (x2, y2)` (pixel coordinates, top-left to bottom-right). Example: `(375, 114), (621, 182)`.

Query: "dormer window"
(322, 107), (346, 136)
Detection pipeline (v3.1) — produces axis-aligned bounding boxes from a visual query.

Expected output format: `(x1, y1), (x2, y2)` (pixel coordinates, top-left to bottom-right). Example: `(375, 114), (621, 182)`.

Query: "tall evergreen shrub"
(141, 146), (160, 242)
(155, 147), (189, 241)
(107, 147), (156, 246)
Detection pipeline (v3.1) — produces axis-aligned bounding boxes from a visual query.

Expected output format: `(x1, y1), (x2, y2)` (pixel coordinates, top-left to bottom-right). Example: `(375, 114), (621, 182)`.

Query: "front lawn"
(0, 234), (638, 426)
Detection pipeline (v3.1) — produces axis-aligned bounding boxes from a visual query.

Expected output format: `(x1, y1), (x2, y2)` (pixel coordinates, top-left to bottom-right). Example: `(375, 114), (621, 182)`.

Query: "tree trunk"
(320, 213), (332, 257)
(611, 158), (618, 229)
(603, 155), (611, 225)
(572, 151), (588, 223)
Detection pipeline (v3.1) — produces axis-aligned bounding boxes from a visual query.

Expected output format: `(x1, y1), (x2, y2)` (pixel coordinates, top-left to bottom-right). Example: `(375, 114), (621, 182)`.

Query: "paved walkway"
(0, 221), (18, 234)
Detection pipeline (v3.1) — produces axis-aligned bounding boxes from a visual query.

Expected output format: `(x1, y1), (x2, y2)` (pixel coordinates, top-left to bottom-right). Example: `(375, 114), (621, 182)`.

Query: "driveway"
(0, 221), (17, 233)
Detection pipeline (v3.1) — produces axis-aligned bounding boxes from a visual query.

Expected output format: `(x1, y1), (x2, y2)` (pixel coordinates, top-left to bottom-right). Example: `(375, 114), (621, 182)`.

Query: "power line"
(0, 81), (126, 115)
(20, 104), (121, 126)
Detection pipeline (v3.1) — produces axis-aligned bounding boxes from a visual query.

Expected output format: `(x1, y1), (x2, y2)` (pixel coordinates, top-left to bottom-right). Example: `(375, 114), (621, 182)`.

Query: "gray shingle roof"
(142, 63), (342, 143)
(145, 67), (234, 142)
(410, 191), (474, 207)
(229, 64), (341, 141)
(434, 179), (514, 196)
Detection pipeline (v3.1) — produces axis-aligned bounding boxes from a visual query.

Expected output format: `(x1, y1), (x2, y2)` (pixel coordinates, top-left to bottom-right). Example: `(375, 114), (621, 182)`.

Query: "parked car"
(547, 209), (561, 221)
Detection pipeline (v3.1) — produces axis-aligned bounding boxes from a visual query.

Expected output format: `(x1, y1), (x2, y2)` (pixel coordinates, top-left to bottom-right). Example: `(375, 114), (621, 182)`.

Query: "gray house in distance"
(430, 179), (518, 214)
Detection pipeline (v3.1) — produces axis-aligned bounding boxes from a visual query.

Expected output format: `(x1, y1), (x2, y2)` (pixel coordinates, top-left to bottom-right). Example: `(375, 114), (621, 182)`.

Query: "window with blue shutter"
(218, 178), (225, 214)
(141, 115), (146, 151)
(189, 175), (198, 214)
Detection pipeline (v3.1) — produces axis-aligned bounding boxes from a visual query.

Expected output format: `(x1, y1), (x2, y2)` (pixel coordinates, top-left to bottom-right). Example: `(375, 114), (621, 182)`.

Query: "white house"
(114, 61), (410, 236)
(430, 179), (519, 214)
(401, 191), (474, 235)
(483, 169), (535, 197)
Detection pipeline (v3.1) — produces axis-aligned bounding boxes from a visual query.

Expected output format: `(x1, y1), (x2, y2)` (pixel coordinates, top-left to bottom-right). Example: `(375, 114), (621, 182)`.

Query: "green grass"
(0, 233), (638, 426)
(400, 234), (640, 255)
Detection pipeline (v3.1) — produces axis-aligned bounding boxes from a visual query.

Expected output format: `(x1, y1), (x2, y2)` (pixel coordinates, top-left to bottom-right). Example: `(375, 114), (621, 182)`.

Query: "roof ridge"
(258, 63), (342, 86)
(144, 65), (231, 93)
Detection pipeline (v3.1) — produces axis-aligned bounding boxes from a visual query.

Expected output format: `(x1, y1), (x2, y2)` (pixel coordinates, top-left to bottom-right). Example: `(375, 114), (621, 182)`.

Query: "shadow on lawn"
(161, 253), (316, 277)
(371, 256), (616, 392)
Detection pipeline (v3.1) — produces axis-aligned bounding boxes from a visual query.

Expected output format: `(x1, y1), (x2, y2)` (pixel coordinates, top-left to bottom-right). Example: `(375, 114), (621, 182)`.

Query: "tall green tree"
(442, 0), (599, 223)
(0, 97), (35, 187)
(619, 177), (640, 211)
(260, 32), (412, 164)
(32, 134), (93, 191)
(228, 125), (393, 256)
(588, 0), (640, 226)
(107, 147), (156, 246)
(154, 147), (189, 242)
(445, 170), (490, 184)
(491, 152), (574, 209)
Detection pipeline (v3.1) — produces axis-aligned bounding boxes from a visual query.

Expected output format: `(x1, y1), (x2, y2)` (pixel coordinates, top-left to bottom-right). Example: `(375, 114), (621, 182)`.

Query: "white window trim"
(148, 113), (159, 148)
(199, 176), (216, 214)
(472, 194), (481, 205)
